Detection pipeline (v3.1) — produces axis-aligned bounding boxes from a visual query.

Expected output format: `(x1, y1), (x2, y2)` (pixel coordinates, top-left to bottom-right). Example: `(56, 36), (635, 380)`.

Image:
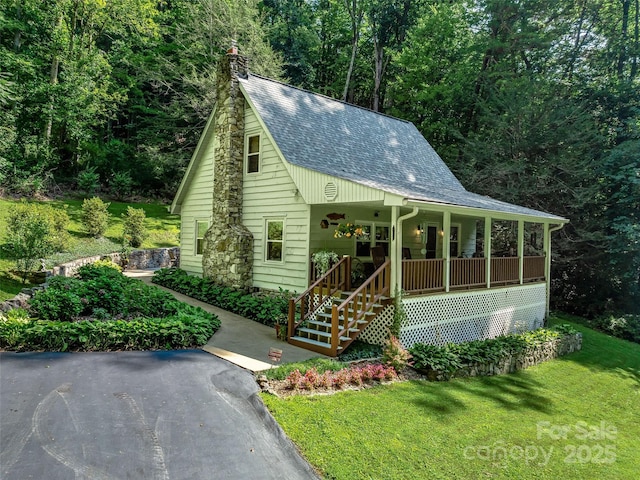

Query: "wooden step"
(289, 336), (343, 352)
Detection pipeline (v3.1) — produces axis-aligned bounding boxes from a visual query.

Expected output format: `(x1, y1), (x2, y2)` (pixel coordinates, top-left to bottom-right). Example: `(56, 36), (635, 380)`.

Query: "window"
(195, 220), (208, 255)
(449, 225), (460, 257)
(354, 221), (389, 258)
(246, 134), (260, 173)
(265, 219), (284, 262)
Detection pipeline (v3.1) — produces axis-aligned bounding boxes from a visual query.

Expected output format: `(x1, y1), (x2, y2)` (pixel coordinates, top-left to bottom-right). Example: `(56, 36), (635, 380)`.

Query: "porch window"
(195, 220), (208, 255)
(246, 134), (260, 173)
(449, 225), (460, 257)
(265, 218), (284, 262)
(355, 222), (389, 258)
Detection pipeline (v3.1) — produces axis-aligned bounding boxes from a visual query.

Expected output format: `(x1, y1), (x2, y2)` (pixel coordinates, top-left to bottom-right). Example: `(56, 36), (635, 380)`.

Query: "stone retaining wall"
(421, 332), (583, 381)
(0, 248), (180, 313)
(52, 247), (180, 277)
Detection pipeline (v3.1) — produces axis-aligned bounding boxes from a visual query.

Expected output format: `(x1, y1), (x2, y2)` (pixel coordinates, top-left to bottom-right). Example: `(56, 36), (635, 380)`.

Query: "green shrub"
(77, 167), (100, 196)
(0, 312), (219, 352)
(1, 265), (221, 351)
(122, 206), (147, 248)
(2, 201), (70, 277)
(109, 171), (133, 199)
(152, 268), (292, 327)
(338, 340), (383, 361)
(409, 325), (577, 374)
(592, 314), (640, 344)
(81, 197), (111, 238)
(29, 285), (83, 322)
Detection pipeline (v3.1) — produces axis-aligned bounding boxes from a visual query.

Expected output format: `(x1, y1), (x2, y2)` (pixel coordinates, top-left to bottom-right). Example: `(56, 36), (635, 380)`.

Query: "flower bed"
(409, 325), (582, 381)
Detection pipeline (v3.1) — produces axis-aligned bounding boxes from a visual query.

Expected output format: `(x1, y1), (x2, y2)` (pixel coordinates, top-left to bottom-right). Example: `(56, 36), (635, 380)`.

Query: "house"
(171, 49), (568, 356)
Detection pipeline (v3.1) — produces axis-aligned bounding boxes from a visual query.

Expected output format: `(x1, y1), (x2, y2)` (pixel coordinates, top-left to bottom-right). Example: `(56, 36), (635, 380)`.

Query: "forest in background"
(0, 0), (638, 316)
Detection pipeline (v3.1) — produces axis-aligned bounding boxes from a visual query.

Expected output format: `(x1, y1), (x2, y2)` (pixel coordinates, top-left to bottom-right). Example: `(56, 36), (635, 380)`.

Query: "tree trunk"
(44, 56), (60, 142)
(631, 0), (639, 79)
(617, 0), (631, 78)
(343, 0), (361, 102)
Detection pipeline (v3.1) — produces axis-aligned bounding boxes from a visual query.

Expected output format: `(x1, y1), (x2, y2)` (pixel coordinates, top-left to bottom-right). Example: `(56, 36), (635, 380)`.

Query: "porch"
(287, 203), (563, 357)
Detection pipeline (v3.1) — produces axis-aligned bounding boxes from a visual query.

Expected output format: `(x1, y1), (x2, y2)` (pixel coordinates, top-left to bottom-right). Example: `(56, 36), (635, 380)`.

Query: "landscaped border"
(410, 326), (582, 381)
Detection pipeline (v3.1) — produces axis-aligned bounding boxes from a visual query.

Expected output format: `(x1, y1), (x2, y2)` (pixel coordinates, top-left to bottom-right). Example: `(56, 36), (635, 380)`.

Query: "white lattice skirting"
(359, 284), (547, 348)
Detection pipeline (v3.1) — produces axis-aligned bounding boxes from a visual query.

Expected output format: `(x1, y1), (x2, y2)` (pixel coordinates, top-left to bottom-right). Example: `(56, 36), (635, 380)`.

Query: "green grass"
(262, 315), (640, 479)
(0, 197), (180, 301)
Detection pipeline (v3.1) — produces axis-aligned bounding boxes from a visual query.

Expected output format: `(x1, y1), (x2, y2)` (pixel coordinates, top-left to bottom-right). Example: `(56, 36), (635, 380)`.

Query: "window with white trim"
(265, 218), (284, 262)
(449, 224), (460, 257)
(246, 134), (260, 173)
(355, 221), (390, 258)
(195, 220), (208, 255)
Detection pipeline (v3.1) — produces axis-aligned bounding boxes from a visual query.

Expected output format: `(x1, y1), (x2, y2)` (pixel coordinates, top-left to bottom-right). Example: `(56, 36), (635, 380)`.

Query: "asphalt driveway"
(0, 350), (319, 479)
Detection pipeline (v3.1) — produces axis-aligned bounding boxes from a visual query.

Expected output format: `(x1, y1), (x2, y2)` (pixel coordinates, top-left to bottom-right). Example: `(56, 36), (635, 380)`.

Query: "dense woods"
(0, 0), (638, 316)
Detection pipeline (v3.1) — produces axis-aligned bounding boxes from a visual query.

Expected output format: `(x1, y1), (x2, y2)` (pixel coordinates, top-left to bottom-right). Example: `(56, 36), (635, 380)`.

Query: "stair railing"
(330, 259), (390, 356)
(288, 256), (352, 339)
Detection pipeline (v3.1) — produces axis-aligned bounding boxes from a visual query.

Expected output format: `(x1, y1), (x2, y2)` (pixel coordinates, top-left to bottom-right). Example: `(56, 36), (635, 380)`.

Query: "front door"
(425, 225), (437, 259)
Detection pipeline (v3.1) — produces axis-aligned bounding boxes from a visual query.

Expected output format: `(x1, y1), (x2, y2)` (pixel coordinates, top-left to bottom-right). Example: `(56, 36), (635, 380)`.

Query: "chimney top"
(227, 40), (238, 55)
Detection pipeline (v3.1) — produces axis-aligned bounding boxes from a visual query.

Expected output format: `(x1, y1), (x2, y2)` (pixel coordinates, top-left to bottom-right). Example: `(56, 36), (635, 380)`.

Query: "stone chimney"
(201, 45), (254, 289)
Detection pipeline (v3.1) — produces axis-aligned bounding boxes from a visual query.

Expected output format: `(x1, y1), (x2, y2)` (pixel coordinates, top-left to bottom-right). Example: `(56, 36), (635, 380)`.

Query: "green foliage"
(77, 167), (101, 196)
(409, 325), (578, 374)
(122, 206), (147, 248)
(28, 284), (84, 322)
(338, 339), (383, 362)
(1, 264), (220, 351)
(590, 314), (640, 344)
(81, 197), (111, 238)
(109, 170), (133, 199)
(153, 268), (292, 327)
(310, 250), (339, 277)
(2, 201), (70, 276)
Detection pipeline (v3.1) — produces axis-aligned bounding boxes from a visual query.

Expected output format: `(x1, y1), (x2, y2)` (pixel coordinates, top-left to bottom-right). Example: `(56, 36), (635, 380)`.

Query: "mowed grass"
(0, 197), (180, 301)
(262, 316), (640, 480)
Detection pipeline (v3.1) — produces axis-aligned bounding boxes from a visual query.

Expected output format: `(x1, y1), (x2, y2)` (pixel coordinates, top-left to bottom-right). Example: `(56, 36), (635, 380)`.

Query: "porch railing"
(490, 257), (520, 285)
(402, 255), (546, 294)
(451, 258), (486, 288)
(523, 256), (545, 282)
(330, 259), (390, 356)
(288, 256), (351, 339)
(402, 259), (444, 293)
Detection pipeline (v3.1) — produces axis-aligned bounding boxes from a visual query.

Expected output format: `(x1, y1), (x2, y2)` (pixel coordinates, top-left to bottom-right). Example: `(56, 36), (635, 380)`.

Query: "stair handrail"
(288, 256), (351, 339)
(330, 259), (390, 355)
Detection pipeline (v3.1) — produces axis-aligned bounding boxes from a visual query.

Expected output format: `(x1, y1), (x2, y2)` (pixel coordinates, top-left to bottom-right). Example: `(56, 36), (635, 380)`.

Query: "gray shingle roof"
(240, 74), (566, 221)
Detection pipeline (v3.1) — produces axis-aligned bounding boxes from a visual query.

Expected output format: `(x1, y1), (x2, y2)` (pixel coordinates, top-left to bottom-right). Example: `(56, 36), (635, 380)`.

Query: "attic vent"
(324, 182), (338, 201)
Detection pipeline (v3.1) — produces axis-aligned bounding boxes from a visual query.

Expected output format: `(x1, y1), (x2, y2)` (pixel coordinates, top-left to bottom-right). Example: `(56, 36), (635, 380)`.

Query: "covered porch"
(308, 202), (557, 301)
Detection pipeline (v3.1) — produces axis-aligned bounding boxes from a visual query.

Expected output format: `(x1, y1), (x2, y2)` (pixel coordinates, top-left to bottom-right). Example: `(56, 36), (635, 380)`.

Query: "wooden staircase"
(288, 258), (390, 357)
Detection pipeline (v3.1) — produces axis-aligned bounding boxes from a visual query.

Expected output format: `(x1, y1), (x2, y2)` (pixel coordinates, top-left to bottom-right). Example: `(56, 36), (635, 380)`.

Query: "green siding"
(243, 103), (310, 293)
(178, 135), (216, 276)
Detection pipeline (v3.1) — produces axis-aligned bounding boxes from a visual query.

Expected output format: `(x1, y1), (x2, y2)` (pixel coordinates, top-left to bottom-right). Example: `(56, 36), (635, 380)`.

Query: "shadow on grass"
(0, 271), (31, 300)
(408, 369), (552, 415)
(549, 317), (640, 388)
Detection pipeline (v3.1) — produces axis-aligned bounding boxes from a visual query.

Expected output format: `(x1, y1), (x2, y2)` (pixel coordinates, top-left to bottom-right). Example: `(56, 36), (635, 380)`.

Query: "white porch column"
(544, 223), (551, 316)
(518, 219), (524, 284)
(390, 206), (399, 295)
(443, 211), (451, 292)
(484, 216), (492, 288)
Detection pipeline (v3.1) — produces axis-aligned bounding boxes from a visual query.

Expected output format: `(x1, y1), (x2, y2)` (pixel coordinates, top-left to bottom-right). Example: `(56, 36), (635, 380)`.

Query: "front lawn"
(262, 315), (640, 479)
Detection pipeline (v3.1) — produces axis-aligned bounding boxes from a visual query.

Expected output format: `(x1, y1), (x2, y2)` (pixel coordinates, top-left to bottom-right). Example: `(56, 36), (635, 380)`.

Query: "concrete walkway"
(124, 270), (324, 371)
